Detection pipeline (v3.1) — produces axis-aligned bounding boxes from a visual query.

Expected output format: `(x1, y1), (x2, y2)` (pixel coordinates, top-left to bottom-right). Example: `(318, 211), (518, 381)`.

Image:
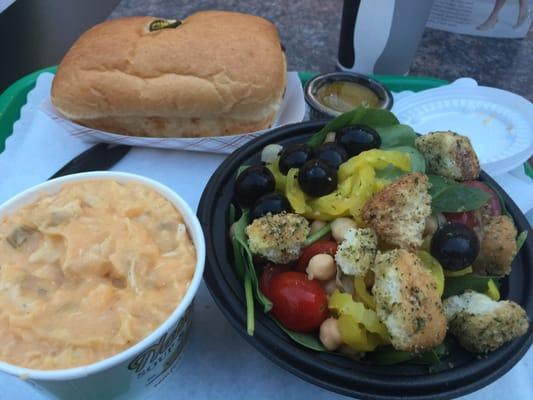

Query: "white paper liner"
(40, 71), (305, 154)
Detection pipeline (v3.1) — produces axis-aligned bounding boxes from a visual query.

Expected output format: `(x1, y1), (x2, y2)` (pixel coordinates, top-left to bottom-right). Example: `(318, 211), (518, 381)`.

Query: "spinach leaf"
(428, 174), (490, 213)
(484, 181), (512, 218)
(231, 230), (245, 280)
(443, 275), (501, 298)
(376, 124), (417, 149)
(364, 343), (447, 365)
(516, 230), (528, 253)
(272, 318), (326, 351)
(387, 146), (426, 173)
(307, 107), (399, 148)
(375, 165), (406, 181)
(244, 270), (254, 335)
(229, 205), (244, 280)
(232, 210), (272, 313)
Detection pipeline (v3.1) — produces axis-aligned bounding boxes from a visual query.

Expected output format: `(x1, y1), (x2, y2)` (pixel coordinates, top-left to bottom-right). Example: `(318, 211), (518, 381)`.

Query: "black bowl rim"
(304, 72), (394, 119)
(197, 120), (533, 400)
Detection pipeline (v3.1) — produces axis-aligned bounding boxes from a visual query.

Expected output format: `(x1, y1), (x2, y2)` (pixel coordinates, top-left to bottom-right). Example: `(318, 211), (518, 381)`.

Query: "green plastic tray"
(0, 67), (449, 153)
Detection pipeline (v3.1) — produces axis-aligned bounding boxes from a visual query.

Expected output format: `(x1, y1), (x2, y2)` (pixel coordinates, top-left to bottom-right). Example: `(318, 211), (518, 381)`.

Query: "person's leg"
(477, 0), (508, 30)
(513, 0), (529, 28)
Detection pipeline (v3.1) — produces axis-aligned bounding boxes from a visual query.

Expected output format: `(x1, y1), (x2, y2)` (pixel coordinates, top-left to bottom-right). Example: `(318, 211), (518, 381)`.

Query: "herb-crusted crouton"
(362, 173), (431, 250)
(444, 291), (529, 353)
(246, 212), (309, 264)
(372, 249), (447, 352)
(335, 228), (378, 277)
(415, 131), (480, 181)
(473, 215), (517, 276)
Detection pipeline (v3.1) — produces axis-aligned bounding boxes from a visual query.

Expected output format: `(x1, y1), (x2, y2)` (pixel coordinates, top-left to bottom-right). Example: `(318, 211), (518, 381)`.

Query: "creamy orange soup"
(0, 180), (196, 370)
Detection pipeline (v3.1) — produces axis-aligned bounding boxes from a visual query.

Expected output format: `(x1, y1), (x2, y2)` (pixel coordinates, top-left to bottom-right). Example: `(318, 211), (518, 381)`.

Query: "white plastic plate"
(393, 78), (533, 176)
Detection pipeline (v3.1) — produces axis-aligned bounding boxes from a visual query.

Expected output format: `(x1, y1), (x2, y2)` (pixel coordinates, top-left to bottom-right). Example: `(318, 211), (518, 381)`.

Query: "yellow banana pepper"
(285, 168), (307, 214)
(486, 279), (500, 300)
(338, 149), (411, 181)
(353, 276), (376, 310)
(329, 290), (390, 352)
(416, 251), (445, 297)
(338, 314), (385, 352)
(349, 165), (375, 224)
(266, 159), (287, 193)
(270, 149), (412, 222)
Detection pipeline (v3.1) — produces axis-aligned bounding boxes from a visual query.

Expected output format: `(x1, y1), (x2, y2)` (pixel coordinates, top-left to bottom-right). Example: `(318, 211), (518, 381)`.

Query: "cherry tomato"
(259, 264), (290, 299)
(464, 180), (501, 217)
(295, 240), (338, 272)
(268, 271), (328, 332)
(443, 211), (477, 229)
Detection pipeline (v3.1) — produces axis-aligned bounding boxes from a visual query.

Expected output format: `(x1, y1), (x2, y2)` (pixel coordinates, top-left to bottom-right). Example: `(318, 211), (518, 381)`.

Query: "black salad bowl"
(197, 121), (533, 400)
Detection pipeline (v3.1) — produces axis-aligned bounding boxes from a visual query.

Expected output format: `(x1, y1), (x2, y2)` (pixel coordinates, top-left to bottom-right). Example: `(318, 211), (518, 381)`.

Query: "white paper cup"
(0, 172), (206, 399)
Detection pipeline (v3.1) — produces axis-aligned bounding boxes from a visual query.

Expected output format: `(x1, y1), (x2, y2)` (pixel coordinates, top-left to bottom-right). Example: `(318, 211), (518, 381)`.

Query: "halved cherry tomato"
(443, 211), (477, 229)
(269, 271), (328, 332)
(295, 240), (338, 272)
(259, 264), (290, 299)
(464, 180), (501, 217)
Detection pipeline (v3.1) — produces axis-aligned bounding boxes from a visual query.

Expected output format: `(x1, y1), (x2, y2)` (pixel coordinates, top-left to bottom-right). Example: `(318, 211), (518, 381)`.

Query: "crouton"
(246, 212), (309, 264)
(444, 291), (529, 353)
(335, 228), (377, 277)
(362, 173), (431, 250)
(473, 215), (517, 276)
(372, 249), (447, 352)
(415, 131), (480, 181)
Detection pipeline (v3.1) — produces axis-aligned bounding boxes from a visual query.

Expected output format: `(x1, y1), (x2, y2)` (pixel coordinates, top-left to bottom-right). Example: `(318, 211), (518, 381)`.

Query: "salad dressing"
(316, 81), (380, 112)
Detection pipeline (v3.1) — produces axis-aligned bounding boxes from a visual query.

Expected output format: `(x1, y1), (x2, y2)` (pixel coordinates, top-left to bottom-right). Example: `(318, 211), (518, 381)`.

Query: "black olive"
(250, 193), (292, 221)
(336, 124), (381, 157)
(298, 159), (337, 197)
(430, 222), (480, 271)
(278, 143), (313, 175)
(314, 143), (349, 170)
(234, 165), (275, 206)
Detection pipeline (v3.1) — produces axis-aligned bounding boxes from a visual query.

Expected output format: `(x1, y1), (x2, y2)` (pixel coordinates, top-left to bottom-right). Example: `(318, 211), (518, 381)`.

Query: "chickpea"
(306, 254), (336, 281)
(331, 217), (357, 242)
(324, 131), (336, 143)
(319, 317), (343, 351)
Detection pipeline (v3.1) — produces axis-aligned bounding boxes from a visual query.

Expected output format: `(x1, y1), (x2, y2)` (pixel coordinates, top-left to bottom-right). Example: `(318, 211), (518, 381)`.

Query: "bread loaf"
(51, 11), (287, 138)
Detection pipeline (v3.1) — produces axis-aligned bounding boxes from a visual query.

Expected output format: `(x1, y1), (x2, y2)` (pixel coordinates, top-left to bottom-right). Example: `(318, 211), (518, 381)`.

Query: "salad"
(229, 107), (529, 364)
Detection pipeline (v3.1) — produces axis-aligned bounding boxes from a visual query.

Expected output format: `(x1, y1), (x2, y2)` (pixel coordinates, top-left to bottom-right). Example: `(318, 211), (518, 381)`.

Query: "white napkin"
(0, 73), (226, 207)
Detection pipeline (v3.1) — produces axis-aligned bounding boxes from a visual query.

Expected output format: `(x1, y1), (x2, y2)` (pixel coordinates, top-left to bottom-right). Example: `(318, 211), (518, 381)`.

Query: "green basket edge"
(0, 67), (448, 153)
(0, 66), (58, 152)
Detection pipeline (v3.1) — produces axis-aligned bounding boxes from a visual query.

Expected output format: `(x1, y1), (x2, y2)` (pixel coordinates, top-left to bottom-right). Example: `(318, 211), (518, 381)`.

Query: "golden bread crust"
(51, 11), (287, 137)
